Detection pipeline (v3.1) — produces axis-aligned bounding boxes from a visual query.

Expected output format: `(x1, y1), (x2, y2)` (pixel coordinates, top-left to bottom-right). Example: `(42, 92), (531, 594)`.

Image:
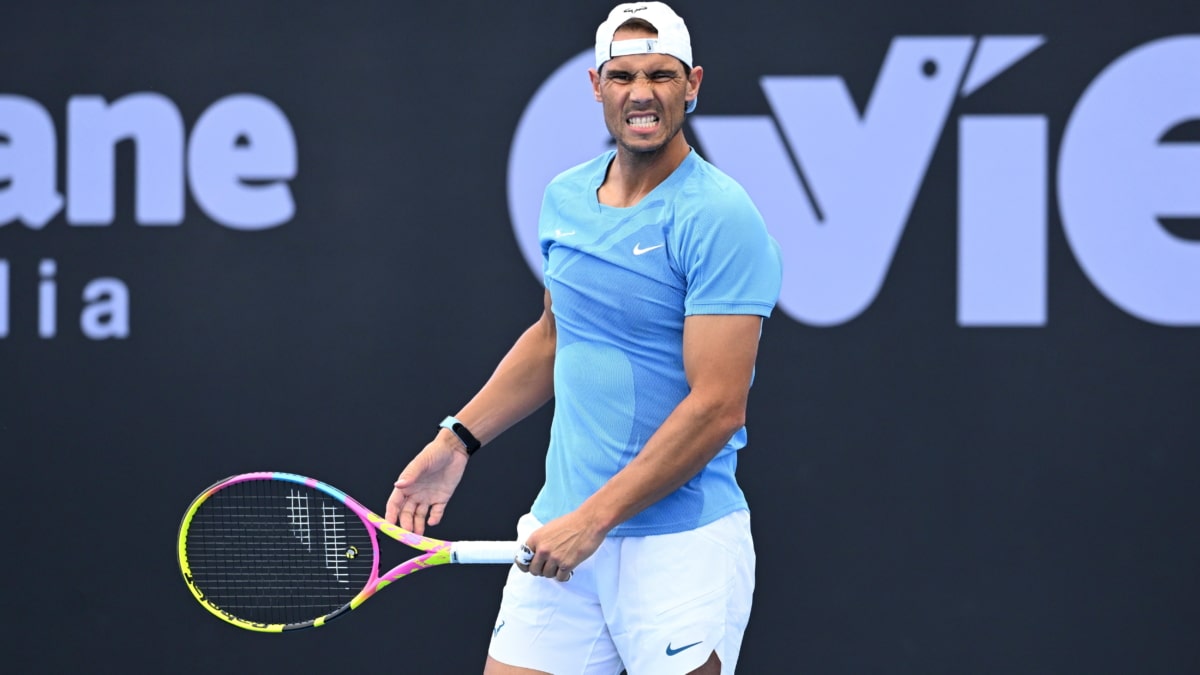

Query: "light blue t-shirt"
(530, 148), (783, 536)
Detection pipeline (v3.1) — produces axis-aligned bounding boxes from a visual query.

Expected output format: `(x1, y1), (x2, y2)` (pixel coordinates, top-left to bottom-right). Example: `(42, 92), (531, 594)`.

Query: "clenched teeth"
(627, 114), (659, 128)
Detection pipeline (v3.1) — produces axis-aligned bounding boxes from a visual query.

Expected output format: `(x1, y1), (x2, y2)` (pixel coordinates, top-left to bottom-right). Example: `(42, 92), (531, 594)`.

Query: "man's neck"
(598, 134), (690, 208)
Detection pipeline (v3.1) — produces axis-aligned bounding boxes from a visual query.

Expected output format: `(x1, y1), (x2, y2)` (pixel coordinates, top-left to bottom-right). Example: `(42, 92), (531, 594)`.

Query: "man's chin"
(617, 132), (673, 155)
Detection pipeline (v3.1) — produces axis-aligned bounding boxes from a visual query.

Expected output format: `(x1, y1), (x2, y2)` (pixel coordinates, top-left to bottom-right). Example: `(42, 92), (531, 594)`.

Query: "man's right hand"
(385, 435), (470, 534)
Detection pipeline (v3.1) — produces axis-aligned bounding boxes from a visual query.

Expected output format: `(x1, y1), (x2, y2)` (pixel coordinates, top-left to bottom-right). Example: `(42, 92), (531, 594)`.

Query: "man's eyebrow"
(605, 67), (683, 76)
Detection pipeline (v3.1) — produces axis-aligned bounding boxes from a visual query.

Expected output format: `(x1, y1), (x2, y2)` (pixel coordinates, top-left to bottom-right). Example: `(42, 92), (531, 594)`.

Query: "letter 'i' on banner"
(38, 259), (55, 339)
(0, 260), (8, 338)
(958, 116), (1048, 326)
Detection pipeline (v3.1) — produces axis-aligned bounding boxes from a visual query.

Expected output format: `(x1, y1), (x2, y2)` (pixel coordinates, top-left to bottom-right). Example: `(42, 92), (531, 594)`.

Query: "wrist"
(575, 498), (620, 538)
(439, 416), (482, 456)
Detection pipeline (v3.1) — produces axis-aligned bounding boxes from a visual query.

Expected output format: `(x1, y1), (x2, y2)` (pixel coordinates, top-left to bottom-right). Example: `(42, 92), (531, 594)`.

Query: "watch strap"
(439, 416), (481, 455)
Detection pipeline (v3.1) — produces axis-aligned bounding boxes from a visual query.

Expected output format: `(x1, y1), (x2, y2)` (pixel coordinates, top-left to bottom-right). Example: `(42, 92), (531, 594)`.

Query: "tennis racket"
(177, 471), (529, 632)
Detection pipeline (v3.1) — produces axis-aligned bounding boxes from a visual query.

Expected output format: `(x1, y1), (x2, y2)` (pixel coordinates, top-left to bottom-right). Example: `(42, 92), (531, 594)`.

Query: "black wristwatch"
(439, 416), (481, 455)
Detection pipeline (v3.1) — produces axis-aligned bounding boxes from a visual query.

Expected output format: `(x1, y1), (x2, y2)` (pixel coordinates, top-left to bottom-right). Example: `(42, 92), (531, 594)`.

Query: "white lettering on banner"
(0, 96), (64, 227)
(695, 37), (989, 325)
(1, 92), (297, 230)
(188, 94), (298, 231)
(1058, 35), (1200, 326)
(0, 91), (295, 340)
(38, 258), (56, 338)
(80, 276), (130, 339)
(0, 259), (7, 338)
(958, 116), (1047, 325)
(0, 258), (129, 340)
(66, 93), (185, 226)
(506, 35), (1200, 326)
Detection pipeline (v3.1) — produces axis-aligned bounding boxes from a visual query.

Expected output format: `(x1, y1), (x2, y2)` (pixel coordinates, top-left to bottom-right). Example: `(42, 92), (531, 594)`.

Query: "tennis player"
(385, 3), (782, 673)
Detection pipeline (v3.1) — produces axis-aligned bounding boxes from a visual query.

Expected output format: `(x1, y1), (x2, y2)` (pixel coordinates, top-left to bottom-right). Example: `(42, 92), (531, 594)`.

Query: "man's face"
(590, 28), (700, 156)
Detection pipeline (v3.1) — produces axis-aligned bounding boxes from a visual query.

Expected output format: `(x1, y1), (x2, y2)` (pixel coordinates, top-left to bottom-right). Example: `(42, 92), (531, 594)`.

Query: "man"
(385, 3), (782, 673)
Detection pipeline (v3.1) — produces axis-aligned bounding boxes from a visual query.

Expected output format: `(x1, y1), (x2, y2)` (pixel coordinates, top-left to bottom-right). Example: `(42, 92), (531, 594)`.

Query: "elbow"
(723, 409), (747, 439)
(704, 401), (747, 441)
(687, 384), (749, 441)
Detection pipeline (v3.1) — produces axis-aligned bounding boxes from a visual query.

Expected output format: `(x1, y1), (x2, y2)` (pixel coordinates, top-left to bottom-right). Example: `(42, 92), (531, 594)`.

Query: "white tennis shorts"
(487, 509), (755, 675)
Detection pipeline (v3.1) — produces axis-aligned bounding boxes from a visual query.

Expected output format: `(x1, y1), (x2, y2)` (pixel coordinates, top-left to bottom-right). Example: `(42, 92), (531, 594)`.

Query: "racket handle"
(450, 540), (524, 565)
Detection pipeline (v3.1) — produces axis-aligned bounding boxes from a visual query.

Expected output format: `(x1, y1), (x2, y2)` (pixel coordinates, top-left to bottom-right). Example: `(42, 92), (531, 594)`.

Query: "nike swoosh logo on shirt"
(633, 242), (665, 255)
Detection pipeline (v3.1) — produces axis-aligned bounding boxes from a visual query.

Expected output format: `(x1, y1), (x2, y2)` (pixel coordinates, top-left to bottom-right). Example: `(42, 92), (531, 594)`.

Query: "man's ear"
(589, 68), (603, 103)
(687, 65), (704, 104)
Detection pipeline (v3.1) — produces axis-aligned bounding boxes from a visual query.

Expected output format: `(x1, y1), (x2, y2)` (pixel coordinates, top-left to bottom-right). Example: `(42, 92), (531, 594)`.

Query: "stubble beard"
(608, 104), (687, 161)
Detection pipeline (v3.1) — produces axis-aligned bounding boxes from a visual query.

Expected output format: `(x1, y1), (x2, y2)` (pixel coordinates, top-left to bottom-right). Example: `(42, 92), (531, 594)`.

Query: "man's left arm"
(520, 313), (764, 581)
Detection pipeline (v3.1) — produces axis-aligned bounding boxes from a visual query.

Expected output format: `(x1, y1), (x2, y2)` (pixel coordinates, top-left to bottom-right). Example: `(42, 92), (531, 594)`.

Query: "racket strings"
(182, 479), (374, 627)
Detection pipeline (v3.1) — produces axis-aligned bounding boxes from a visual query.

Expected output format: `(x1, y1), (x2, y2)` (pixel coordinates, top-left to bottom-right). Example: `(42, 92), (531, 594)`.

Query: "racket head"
(177, 472), (385, 632)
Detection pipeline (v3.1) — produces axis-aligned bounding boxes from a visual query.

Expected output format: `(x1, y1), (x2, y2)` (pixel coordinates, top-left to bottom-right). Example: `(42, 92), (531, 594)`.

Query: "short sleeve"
(677, 187), (782, 317)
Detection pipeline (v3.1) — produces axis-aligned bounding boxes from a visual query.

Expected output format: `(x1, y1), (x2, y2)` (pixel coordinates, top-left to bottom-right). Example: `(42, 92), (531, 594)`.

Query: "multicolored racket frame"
(177, 471), (520, 632)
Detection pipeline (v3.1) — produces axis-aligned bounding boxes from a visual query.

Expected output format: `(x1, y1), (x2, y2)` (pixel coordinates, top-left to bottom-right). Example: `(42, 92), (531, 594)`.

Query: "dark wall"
(2, 1), (1197, 672)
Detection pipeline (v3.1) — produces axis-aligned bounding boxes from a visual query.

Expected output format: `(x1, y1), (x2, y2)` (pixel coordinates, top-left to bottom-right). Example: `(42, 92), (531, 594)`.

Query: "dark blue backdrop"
(1, 1), (1196, 672)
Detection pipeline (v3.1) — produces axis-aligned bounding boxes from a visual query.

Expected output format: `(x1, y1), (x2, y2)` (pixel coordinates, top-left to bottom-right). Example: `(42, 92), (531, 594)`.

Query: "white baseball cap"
(594, 2), (697, 113)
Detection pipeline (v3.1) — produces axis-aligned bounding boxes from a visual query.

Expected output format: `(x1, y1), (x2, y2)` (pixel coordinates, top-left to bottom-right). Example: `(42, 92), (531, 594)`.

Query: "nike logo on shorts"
(665, 640), (702, 656)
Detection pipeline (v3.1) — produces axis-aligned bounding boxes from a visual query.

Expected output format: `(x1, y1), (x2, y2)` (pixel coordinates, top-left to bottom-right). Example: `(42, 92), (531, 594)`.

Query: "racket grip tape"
(450, 540), (525, 565)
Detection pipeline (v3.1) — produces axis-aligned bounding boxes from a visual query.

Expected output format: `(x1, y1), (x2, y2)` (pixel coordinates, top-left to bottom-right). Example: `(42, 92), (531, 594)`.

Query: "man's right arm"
(447, 288), (557, 447)
(385, 290), (556, 533)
